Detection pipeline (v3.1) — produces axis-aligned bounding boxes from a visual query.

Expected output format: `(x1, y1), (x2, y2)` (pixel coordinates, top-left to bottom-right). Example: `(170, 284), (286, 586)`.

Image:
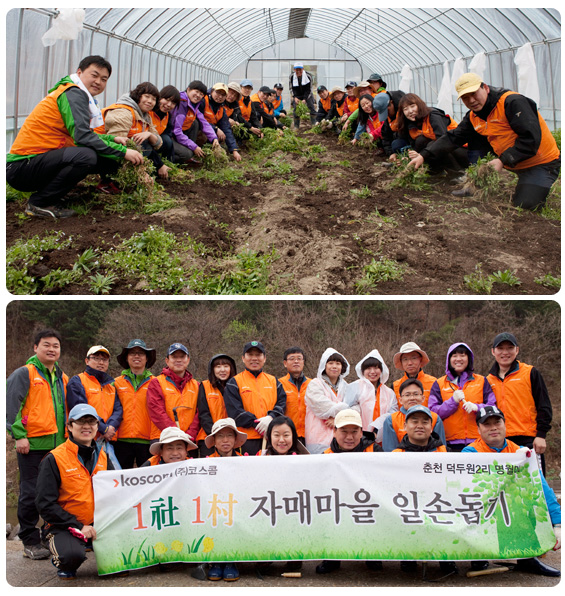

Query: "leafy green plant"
(350, 185), (372, 199)
(464, 154), (503, 200)
(490, 269), (521, 287)
(201, 144), (230, 168)
(89, 272), (118, 294)
(293, 101), (310, 121)
(6, 183), (31, 203)
(463, 263), (494, 294)
(231, 122), (251, 141)
(356, 132), (375, 149)
(551, 128), (560, 151)
(534, 273), (560, 289)
(387, 156), (432, 192)
(355, 257), (408, 292)
(73, 248), (99, 273)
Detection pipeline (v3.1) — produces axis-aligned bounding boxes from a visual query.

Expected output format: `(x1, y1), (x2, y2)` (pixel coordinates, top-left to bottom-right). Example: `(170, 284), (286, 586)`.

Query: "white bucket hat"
(205, 418), (247, 449)
(150, 426), (197, 455)
(393, 342), (430, 370)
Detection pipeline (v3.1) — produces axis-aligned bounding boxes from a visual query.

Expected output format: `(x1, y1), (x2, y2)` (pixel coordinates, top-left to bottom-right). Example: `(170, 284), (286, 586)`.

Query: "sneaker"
(96, 181), (121, 195)
(207, 564), (223, 581)
(25, 203), (76, 219)
(223, 563), (240, 581)
(451, 188), (474, 198)
(23, 543), (50, 560)
(57, 570), (77, 580)
(470, 561), (489, 572)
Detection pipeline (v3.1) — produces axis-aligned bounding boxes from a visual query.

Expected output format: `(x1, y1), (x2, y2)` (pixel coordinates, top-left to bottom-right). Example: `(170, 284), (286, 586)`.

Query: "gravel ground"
(6, 537), (560, 588)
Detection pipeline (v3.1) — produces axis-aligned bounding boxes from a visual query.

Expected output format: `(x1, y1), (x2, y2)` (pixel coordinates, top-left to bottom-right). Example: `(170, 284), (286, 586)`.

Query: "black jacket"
(396, 431), (446, 452)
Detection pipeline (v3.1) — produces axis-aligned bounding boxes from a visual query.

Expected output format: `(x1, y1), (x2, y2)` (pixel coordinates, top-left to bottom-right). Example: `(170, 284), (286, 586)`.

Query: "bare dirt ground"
(6, 132), (560, 295)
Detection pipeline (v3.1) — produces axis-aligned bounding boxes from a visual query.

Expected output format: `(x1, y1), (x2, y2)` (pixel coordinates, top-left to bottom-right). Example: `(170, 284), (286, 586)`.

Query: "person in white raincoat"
(345, 349), (398, 442)
(304, 348), (350, 454)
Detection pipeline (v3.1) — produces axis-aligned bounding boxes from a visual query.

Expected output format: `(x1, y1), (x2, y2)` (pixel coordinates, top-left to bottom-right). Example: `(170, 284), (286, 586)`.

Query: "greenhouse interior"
(5, 7), (562, 148)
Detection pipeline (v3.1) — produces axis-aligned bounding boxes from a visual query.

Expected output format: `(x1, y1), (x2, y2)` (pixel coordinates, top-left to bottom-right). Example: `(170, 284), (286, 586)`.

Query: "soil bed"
(6, 131), (560, 295)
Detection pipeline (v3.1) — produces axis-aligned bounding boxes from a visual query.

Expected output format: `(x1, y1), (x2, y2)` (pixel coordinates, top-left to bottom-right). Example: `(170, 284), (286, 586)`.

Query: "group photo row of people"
(6, 327), (560, 580)
(6, 56), (560, 219)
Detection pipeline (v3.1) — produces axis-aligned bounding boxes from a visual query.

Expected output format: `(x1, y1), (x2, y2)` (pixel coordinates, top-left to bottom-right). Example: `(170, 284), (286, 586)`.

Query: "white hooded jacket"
(345, 349), (398, 440)
(304, 348), (350, 454)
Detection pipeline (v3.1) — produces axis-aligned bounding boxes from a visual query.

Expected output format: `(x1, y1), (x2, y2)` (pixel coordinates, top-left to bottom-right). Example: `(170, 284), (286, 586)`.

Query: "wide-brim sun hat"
(205, 418), (247, 449)
(150, 426), (197, 455)
(117, 339), (157, 369)
(393, 342), (430, 370)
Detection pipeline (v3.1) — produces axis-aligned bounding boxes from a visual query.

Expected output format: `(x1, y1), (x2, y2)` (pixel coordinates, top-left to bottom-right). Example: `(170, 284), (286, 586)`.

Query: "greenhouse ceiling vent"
(288, 8), (311, 39)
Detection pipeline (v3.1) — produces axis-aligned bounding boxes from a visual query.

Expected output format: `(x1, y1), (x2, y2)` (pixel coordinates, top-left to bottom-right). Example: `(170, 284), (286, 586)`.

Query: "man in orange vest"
(392, 406), (448, 453)
(7, 329), (68, 560)
(6, 55), (144, 219)
(146, 343), (200, 445)
(279, 347), (311, 443)
(487, 332), (553, 474)
(409, 73), (560, 210)
(35, 403), (114, 579)
(382, 378), (446, 452)
(66, 345), (122, 443)
(462, 405), (561, 577)
(392, 341), (437, 407)
(223, 341), (287, 455)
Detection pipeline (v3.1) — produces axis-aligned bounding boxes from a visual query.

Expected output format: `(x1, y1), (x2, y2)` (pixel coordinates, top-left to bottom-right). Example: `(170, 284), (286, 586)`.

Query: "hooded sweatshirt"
(344, 349), (397, 438)
(428, 342), (496, 445)
(304, 348), (350, 454)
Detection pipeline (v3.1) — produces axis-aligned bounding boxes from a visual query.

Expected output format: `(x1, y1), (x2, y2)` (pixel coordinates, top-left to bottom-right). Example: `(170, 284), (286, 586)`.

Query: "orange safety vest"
(208, 450), (243, 458)
(435, 374), (488, 442)
(409, 113), (458, 141)
(393, 370), (438, 407)
(51, 439), (107, 526)
(77, 372), (117, 433)
(319, 96), (332, 113)
(393, 444), (448, 453)
(324, 444), (378, 454)
(239, 98), (253, 122)
(333, 100), (345, 117)
(466, 437), (520, 454)
(469, 91), (560, 170)
(93, 104), (146, 136)
(487, 361), (536, 437)
(203, 95), (225, 125)
(150, 111), (169, 135)
(21, 364), (68, 438)
(391, 410), (440, 443)
(345, 96), (359, 114)
(146, 453), (190, 466)
(114, 374), (153, 441)
(234, 370), (279, 440)
(196, 380), (228, 442)
(251, 93), (273, 115)
(388, 113), (401, 132)
(279, 374), (311, 437)
(149, 375), (199, 440)
(9, 82), (79, 157)
(272, 96), (282, 111)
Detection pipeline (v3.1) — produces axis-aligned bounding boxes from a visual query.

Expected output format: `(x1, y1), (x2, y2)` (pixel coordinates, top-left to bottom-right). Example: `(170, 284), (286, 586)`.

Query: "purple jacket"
(170, 91), (217, 150)
(428, 342), (496, 442)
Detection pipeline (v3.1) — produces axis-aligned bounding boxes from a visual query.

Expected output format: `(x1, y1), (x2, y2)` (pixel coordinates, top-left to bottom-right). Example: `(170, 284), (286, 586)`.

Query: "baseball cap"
(212, 82), (228, 94)
(368, 73), (383, 82)
(274, 83), (283, 89)
(294, 62), (304, 69)
(455, 72), (483, 100)
(373, 93), (391, 122)
(334, 409), (363, 428)
(68, 403), (99, 422)
(228, 82), (242, 95)
(405, 405), (433, 421)
(476, 405), (505, 425)
(167, 343), (189, 356)
(243, 341), (266, 355)
(492, 332), (518, 348)
(87, 345), (110, 358)
(259, 85), (272, 94)
(317, 85), (327, 93)
(345, 81), (358, 88)
(240, 79), (253, 88)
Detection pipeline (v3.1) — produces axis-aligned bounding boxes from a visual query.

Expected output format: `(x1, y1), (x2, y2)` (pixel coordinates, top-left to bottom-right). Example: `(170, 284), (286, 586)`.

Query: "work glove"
(452, 390), (465, 403)
(255, 415), (273, 435)
(462, 401), (478, 414)
(517, 446), (532, 457)
(553, 525), (561, 551)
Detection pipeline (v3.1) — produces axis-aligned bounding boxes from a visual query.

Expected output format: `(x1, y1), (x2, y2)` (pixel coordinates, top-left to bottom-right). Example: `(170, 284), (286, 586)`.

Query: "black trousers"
(47, 527), (90, 573)
(172, 119), (201, 163)
(17, 450), (50, 546)
(113, 440), (151, 469)
(6, 147), (119, 208)
(508, 435), (546, 475)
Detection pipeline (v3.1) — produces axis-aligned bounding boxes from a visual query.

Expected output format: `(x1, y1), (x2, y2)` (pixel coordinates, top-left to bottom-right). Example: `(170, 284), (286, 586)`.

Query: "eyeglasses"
(286, 356), (304, 362)
(89, 356), (109, 362)
(401, 392), (423, 398)
(73, 419), (98, 427)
